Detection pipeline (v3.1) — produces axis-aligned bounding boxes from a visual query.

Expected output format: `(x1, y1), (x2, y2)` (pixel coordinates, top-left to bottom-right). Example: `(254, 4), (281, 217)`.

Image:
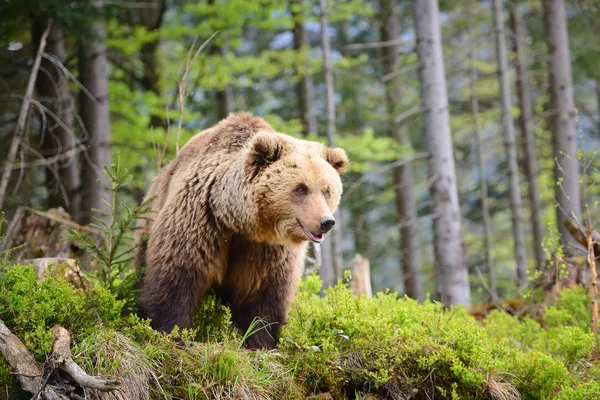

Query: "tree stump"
(349, 254), (372, 297)
(0, 207), (103, 270)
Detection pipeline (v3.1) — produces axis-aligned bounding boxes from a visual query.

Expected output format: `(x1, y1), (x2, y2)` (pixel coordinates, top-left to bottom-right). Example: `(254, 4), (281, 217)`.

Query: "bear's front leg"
(139, 261), (210, 333)
(138, 201), (226, 334)
(229, 285), (289, 350)
(226, 242), (305, 350)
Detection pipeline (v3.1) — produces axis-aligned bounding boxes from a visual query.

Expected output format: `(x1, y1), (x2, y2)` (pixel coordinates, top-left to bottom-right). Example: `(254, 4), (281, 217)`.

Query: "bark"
(207, 0), (233, 120)
(137, 0), (167, 128)
(0, 207), (103, 270)
(319, 241), (336, 288)
(79, 0), (112, 225)
(380, 0), (423, 301)
(492, 0), (528, 292)
(585, 208), (599, 356)
(215, 41), (234, 120)
(0, 320), (45, 394)
(0, 321), (119, 398)
(349, 254), (372, 297)
(0, 22), (51, 210)
(291, 0), (317, 136)
(542, 0), (582, 251)
(319, 0), (336, 149)
(597, 77), (600, 135)
(510, 7), (545, 270)
(319, 0), (343, 286)
(31, 19), (81, 219)
(468, 4), (496, 301)
(51, 325), (120, 391)
(413, 0), (471, 306)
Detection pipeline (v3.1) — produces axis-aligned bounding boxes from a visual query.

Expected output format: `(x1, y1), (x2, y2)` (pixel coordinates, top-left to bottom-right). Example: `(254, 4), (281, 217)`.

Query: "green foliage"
(544, 286), (590, 331)
(67, 158), (152, 313)
(0, 263), (123, 359)
(192, 294), (235, 342)
(281, 279), (598, 399)
(0, 256), (598, 399)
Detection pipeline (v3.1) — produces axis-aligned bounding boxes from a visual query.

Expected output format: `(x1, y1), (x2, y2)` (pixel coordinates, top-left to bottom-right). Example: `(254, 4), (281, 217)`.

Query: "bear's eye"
(295, 184), (309, 196)
(323, 188), (331, 199)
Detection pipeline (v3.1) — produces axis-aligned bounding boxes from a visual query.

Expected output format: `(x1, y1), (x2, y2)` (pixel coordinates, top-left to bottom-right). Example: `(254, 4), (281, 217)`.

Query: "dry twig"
(175, 31), (219, 154)
(584, 207), (599, 356)
(0, 21), (52, 208)
(566, 216), (600, 356)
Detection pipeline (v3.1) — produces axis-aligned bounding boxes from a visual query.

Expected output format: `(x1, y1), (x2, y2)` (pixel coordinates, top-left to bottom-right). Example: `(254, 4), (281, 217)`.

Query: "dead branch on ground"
(0, 320), (120, 398)
(51, 325), (121, 391)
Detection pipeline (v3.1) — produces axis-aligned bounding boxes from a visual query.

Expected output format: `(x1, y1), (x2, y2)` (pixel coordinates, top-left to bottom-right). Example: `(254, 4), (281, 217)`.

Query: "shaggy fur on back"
(136, 113), (348, 349)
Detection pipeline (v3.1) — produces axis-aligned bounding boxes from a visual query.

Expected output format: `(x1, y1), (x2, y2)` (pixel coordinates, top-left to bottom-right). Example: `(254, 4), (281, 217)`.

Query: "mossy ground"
(1, 263), (599, 400)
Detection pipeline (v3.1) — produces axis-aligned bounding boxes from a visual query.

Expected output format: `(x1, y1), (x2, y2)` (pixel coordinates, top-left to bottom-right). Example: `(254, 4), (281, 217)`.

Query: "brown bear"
(136, 113), (348, 349)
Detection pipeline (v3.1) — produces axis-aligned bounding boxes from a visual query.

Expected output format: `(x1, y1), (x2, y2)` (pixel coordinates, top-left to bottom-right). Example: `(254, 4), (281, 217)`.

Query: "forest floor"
(1, 261), (600, 400)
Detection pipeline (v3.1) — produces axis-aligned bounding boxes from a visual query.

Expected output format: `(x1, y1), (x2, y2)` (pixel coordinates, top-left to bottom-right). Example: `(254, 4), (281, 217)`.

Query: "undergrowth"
(0, 261), (599, 399)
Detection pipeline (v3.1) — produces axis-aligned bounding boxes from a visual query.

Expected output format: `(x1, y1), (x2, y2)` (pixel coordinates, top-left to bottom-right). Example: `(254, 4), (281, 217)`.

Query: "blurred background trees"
(1, 0), (599, 305)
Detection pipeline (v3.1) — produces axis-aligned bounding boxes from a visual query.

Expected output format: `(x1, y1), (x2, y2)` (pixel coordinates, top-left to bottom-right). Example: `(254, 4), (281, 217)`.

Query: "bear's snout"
(319, 216), (335, 233)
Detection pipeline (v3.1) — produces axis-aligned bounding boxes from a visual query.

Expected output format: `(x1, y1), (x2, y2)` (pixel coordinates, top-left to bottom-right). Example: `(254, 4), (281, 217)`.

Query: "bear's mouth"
(298, 219), (324, 243)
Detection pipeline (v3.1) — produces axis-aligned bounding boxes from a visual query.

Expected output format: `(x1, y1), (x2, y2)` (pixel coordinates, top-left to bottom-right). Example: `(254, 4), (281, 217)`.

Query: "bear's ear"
(324, 147), (349, 174)
(248, 132), (285, 172)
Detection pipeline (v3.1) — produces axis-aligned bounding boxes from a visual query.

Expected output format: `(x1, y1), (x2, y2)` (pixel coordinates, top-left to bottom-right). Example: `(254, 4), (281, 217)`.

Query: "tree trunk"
(379, 0), (423, 301)
(542, 0), (582, 251)
(413, 0), (471, 306)
(291, 0), (316, 136)
(79, 0), (112, 225)
(510, 7), (545, 270)
(468, 4), (496, 301)
(0, 207), (103, 268)
(31, 19), (81, 220)
(215, 41), (234, 120)
(137, 0), (167, 129)
(206, 0), (233, 120)
(491, 0), (528, 292)
(319, 0), (343, 287)
(597, 76), (600, 135)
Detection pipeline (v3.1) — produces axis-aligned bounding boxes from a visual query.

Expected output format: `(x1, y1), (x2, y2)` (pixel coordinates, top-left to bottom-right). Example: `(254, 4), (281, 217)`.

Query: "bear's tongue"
(301, 225), (324, 243)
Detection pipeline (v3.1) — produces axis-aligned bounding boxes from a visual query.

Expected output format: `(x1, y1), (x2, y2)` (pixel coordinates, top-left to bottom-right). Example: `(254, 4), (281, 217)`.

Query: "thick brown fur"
(136, 113), (348, 349)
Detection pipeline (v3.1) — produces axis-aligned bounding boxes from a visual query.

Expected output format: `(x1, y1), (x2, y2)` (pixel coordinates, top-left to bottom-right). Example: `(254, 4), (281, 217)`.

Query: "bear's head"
(248, 131), (349, 245)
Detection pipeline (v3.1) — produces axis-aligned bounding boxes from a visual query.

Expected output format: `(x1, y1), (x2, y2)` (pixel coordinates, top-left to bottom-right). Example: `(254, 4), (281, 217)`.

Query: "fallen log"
(0, 319), (65, 399)
(0, 320), (120, 398)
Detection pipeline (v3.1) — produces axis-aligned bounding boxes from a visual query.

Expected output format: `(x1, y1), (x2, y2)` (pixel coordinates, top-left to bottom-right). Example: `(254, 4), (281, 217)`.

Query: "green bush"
(0, 264), (124, 359)
(281, 278), (598, 399)
(0, 261), (598, 399)
(544, 286), (590, 330)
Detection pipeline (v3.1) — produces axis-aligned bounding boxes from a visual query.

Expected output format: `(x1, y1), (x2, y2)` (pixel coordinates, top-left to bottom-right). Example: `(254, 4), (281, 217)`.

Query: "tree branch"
(0, 319), (65, 399)
(0, 20), (52, 209)
(51, 325), (121, 391)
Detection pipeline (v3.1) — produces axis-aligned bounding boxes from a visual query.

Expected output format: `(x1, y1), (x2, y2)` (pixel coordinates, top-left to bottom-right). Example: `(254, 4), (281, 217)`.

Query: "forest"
(1, 0), (600, 398)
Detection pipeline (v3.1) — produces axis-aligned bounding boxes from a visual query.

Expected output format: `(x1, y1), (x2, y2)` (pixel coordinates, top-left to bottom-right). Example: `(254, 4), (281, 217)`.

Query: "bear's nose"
(320, 216), (335, 233)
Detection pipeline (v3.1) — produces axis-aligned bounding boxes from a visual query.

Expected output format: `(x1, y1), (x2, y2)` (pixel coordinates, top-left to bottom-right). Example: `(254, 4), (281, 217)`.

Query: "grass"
(1, 263), (600, 399)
